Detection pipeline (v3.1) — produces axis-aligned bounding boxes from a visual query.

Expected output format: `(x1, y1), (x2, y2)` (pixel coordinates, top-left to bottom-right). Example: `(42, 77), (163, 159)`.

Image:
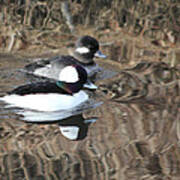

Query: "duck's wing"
(24, 58), (54, 72)
(23, 56), (80, 80)
(24, 56), (79, 72)
(8, 81), (67, 95)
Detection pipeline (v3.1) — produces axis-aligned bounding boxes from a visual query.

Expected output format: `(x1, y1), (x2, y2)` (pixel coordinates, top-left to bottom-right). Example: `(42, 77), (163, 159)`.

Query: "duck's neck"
(56, 81), (84, 95)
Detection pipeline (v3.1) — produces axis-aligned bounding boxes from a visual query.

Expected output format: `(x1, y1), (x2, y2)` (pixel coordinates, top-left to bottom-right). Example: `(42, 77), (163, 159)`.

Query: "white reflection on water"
(58, 115), (97, 140)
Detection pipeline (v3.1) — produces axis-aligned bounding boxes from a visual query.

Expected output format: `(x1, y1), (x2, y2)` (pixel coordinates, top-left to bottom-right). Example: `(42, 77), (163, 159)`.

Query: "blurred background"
(0, 0), (180, 66)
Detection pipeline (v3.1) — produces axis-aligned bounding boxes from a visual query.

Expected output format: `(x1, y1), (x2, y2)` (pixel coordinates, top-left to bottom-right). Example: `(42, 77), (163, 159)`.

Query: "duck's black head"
(73, 35), (106, 64)
(56, 65), (89, 94)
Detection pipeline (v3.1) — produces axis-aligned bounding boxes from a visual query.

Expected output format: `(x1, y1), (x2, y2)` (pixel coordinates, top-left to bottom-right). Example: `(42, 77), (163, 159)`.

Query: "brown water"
(0, 53), (179, 180)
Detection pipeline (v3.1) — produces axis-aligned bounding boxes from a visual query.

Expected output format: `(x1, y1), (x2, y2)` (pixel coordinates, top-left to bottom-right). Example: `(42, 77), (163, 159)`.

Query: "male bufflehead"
(0, 65), (96, 113)
(24, 36), (106, 88)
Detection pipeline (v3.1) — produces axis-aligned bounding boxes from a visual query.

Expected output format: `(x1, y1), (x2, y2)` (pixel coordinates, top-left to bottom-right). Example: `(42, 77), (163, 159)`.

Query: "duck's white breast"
(0, 91), (89, 112)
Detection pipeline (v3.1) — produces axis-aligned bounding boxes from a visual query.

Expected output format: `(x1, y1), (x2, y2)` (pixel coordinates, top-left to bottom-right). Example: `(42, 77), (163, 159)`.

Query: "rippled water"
(0, 54), (179, 180)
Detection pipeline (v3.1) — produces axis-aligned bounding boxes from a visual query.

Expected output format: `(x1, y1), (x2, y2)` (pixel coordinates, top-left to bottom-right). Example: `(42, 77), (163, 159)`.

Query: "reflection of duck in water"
(0, 65), (102, 130)
(23, 35), (107, 88)
(58, 115), (97, 140)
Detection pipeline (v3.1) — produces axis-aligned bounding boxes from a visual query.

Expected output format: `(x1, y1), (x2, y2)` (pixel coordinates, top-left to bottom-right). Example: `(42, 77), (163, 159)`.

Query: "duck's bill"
(83, 79), (97, 89)
(94, 50), (107, 58)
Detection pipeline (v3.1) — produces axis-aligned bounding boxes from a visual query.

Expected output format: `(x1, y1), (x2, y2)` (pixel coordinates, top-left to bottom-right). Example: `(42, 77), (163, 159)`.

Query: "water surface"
(0, 54), (179, 180)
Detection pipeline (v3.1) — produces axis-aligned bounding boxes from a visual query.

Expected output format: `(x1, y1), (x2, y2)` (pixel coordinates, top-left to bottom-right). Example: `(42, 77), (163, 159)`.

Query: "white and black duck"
(23, 35), (107, 88)
(0, 65), (102, 122)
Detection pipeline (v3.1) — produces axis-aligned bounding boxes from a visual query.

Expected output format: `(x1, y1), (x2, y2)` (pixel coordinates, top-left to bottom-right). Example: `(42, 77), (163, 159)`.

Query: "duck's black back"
(8, 82), (69, 96)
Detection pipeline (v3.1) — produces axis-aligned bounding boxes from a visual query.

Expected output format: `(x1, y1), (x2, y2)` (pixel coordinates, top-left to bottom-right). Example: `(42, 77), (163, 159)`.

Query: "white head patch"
(75, 47), (90, 54)
(59, 66), (79, 83)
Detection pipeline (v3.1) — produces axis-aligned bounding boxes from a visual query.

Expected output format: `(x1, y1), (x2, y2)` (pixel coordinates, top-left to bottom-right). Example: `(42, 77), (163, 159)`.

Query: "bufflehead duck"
(23, 35), (106, 88)
(0, 65), (98, 114)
